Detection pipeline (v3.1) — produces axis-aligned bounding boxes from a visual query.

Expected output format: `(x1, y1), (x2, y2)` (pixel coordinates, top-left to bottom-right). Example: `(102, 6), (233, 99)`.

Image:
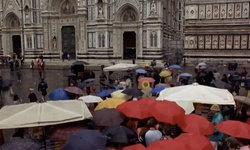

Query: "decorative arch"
(4, 13), (20, 28)
(122, 9), (137, 22)
(115, 4), (139, 22)
(60, 0), (75, 15)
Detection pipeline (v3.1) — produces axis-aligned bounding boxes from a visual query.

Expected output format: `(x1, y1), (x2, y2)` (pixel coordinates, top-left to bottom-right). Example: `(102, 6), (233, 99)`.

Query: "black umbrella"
(213, 81), (231, 90)
(1, 79), (12, 91)
(100, 81), (115, 89)
(72, 61), (89, 65)
(66, 72), (76, 77)
(122, 88), (144, 97)
(102, 126), (137, 144)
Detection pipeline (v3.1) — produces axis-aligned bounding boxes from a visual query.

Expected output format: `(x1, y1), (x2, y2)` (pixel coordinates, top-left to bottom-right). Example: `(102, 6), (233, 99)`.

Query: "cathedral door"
(12, 35), (21, 55)
(123, 32), (136, 60)
(61, 26), (76, 59)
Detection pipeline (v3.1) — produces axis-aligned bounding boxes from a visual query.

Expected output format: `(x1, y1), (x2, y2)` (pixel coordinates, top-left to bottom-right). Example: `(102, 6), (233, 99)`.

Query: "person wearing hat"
(209, 104), (224, 150)
(28, 88), (37, 103)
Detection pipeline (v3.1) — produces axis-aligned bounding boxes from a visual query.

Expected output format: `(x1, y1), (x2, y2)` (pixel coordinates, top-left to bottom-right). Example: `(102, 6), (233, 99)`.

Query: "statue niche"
(123, 9), (136, 22)
(10, 16), (20, 28)
(61, 0), (75, 15)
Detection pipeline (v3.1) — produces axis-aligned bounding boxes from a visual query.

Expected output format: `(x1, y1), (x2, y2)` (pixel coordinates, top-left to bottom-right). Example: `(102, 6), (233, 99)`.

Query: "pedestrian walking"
(38, 65), (43, 78)
(13, 94), (22, 105)
(28, 88), (38, 103)
(16, 68), (22, 82)
(67, 53), (70, 61)
(38, 78), (48, 101)
(30, 60), (34, 70)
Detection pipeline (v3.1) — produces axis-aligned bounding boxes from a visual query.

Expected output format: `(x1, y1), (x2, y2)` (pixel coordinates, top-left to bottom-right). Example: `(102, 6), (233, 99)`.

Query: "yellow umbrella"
(159, 70), (172, 77)
(111, 90), (132, 100)
(94, 98), (126, 111)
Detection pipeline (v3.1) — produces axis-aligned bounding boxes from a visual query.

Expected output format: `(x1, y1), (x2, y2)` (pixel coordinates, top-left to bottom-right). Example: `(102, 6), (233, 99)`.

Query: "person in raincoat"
(209, 104), (224, 150)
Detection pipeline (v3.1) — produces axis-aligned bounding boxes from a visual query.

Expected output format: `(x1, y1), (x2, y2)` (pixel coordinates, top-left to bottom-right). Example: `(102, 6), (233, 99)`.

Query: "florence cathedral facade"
(0, 0), (182, 61)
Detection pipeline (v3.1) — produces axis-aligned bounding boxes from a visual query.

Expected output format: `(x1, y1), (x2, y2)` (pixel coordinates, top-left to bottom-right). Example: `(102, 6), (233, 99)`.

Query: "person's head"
(146, 118), (159, 129)
(226, 137), (239, 149)
(41, 78), (44, 82)
(29, 88), (34, 92)
(13, 94), (19, 101)
(210, 104), (220, 113)
(237, 138), (250, 146)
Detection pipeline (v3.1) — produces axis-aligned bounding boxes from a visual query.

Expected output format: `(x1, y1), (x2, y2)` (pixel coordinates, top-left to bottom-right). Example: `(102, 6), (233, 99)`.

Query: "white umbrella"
(103, 63), (138, 72)
(0, 100), (92, 129)
(111, 90), (132, 100)
(157, 83), (235, 105)
(198, 62), (207, 66)
(78, 95), (103, 103)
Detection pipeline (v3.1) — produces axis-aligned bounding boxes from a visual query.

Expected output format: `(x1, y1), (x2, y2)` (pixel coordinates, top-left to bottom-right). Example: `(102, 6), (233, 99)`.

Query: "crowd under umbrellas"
(1, 61), (250, 149)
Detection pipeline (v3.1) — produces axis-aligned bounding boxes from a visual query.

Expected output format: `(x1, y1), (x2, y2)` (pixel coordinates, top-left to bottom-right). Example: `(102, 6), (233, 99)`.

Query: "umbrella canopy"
(234, 96), (250, 106)
(109, 72), (130, 80)
(66, 73), (76, 77)
(100, 81), (115, 89)
(83, 78), (95, 83)
(177, 114), (214, 135)
(51, 125), (85, 141)
(151, 86), (167, 94)
(72, 60), (89, 65)
(1, 79), (13, 91)
(213, 81), (231, 90)
(159, 70), (172, 77)
(138, 77), (155, 83)
(103, 63), (138, 72)
(169, 64), (182, 70)
(0, 100), (92, 129)
(123, 144), (146, 150)
(198, 62), (207, 66)
(149, 101), (185, 124)
(147, 139), (189, 150)
(82, 82), (100, 88)
(122, 88), (144, 97)
(135, 69), (147, 74)
(179, 73), (193, 77)
(175, 101), (195, 115)
(49, 88), (71, 100)
(174, 133), (214, 150)
(94, 98), (126, 111)
(64, 86), (84, 96)
(157, 83), (235, 105)
(63, 130), (107, 150)
(0, 138), (41, 150)
(78, 95), (103, 103)
(102, 125), (137, 144)
(195, 65), (207, 69)
(92, 108), (125, 126)
(95, 89), (114, 98)
(116, 98), (155, 119)
(216, 120), (250, 139)
(111, 90), (132, 100)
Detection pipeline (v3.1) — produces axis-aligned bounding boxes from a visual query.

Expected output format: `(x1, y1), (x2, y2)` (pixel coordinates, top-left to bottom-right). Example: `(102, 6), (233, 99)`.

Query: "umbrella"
(135, 69), (147, 74)
(198, 62), (207, 66)
(109, 72), (130, 80)
(0, 100), (92, 129)
(51, 125), (85, 141)
(116, 98), (155, 119)
(159, 70), (172, 77)
(92, 108), (125, 126)
(123, 144), (146, 150)
(82, 82), (99, 88)
(138, 77), (155, 83)
(175, 101), (195, 115)
(151, 86), (167, 94)
(72, 60), (89, 65)
(64, 86), (84, 95)
(234, 96), (250, 106)
(100, 81), (115, 89)
(122, 88), (144, 97)
(94, 98), (126, 111)
(147, 139), (189, 150)
(216, 120), (250, 139)
(95, 89), (114, 98)
(83, 78), (95, 83)
(1, 79), (13, 91)
(103, 63), (138, 72)
(149, 101), (185, 124)
(179, 73), (193, 77)
(102, 125), (137, 144)
(157, 83), (235, 105)
(195, 65), (207, 69)
(78, 95), (103, 103)
(111, 90), (132, 100)
(169, 64), (182, 70)
(177, 114), (214, 135)
(49, 88), (71, 100)
(219, 70), (237, 75)
(66, 73), (76, 77)
(175, 133), (214, 150)
(63, 130), (107, 150)
(213, 80), (231, 90)
(0, 138), (41, 150)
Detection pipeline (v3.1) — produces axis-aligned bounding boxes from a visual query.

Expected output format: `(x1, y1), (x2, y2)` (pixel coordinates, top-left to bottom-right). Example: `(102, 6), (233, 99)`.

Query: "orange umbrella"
(116, 98), (155, 119)
(149, 101), (185, 124)
(147, 139), (190, 150)
(138, 77), (155, 83)
(217, 120), (250, 139)
(123, 144), (146, 150)
(177, 114), (214, 135)
(174, 133), (214, 150)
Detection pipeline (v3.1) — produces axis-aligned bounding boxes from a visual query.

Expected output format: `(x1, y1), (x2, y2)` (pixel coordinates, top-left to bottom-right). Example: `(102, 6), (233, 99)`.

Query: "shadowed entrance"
(123, 32), (136, 60)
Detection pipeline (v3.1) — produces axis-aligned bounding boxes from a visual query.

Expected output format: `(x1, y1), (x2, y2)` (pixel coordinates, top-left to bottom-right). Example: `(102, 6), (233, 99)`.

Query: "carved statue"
(150, 0), (157, 15)
(123, 10), (136, 21)
(53, 37), (57, 49)
(43, 0), (49, 10)
(98, 6), (103, 16)
(62, 0), (75, 15)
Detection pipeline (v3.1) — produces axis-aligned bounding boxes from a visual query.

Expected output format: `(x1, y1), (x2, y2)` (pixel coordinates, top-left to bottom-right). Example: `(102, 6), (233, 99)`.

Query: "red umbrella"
(216, 120), (250, 139)
(147, 139), (190, 150)
(116, 98), (155, 119)
(177, 114), (214, 135)
(123, 144), (146, 150)
(174, 133), (214, 150)
(149, 101), (185, 124)
(138, 77), (155, 83)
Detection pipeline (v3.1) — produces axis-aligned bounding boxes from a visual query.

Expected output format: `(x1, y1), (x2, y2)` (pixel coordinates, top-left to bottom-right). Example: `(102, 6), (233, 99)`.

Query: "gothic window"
(150, 31), (157, 47)
(98, 33), (105, 48)
(32, 0), (41, 23)
(10, 16), (20, 28)
(26, 35), (33, 49)
(61, 0), (75, 15)
(107, 0), (113, 20)
(108, 32), (113, 48)
(123, 9), (136, 21)
(87, 0), (95, 20)
(143, 30), (147, 48)
(88, 32), (95, 48)
(36, 34), (43, 49)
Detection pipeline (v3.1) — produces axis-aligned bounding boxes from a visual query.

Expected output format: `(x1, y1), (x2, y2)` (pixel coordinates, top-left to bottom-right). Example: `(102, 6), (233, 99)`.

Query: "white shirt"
(145, 130), (162, 146)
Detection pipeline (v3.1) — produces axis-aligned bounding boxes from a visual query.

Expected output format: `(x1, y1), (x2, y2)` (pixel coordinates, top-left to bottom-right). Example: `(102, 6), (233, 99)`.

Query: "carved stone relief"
(220, 4), (227, 19)
(241, 35), (248, 49)
(219, 35), (226, 49)
(242, 3), (249, 18)
(189, 36), (197, 49)
(213, 4), (219, 19)
(199, 5), (205, 19)
(150, 0), (157, 16)
(184, 36), (189, 49)
(226, 35), (233, 49)
(61, 0), (75, 15)
(228, 3), (234, 18)
(234, 35), (240, 49)
(205, 35), (211, 49)
(206, 5), (212, 19)
(235, 3), (242, 18)
(123, 9), (136, 21)
(198, 36), (204, 49)
(212, 35), (218, 49)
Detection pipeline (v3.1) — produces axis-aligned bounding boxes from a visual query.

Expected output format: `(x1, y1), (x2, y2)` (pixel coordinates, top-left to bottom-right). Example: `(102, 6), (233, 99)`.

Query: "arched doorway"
(61, 26), (76, 59)
(123, 32), (136, 59)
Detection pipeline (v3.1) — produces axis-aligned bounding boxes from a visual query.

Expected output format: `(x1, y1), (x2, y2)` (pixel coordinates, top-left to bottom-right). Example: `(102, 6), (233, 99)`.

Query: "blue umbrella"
(195, 65), (206, 69)
(169, 65), (182, 70)
(49, 88), (71, 100)
(152, 86), (167, 93)
(180, 73), (193, 77)
(64, 130), (107, 150)
(95, 89), (114, 98)
(135, 69), (147, 74)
